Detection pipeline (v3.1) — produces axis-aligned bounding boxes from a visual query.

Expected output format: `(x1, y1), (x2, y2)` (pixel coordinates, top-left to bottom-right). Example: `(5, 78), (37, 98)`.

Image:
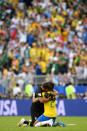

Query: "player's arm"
(33, 96), (50, 103)
(32, 92), (50, 103)
(38, 97), (50, 103)
(37, 90), (58, 103)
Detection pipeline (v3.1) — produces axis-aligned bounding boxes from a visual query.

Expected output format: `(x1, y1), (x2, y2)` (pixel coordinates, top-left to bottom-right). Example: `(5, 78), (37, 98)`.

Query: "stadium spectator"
(13, 83), (22, 98)
(0, 0), (87, 98)
(25, 82), (34, 98)
(65, 83), (76, 99)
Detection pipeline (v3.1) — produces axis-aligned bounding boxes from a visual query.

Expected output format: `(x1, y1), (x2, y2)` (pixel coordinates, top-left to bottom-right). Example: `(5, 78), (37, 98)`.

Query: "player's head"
(42, 82), (54, 92)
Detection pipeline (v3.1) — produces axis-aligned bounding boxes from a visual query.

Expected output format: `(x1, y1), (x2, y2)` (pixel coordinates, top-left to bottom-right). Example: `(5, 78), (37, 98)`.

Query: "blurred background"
(0, 0), (87, 100)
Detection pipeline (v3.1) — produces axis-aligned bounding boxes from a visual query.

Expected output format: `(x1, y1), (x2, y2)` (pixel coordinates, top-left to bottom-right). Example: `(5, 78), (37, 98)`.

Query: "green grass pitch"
(0, 116), (87, 131)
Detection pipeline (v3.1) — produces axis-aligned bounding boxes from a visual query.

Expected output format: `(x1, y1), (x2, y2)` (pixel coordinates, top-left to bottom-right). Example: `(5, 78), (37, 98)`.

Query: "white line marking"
(67, 124), (76, 126)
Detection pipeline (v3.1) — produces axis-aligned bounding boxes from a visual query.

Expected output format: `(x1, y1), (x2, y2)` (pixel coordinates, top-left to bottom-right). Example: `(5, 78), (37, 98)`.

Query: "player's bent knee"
(33, 120), (39, 127)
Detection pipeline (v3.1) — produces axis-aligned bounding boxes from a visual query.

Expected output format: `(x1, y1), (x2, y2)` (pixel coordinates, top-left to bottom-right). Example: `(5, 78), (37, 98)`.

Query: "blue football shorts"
(37, 114), (56, 125)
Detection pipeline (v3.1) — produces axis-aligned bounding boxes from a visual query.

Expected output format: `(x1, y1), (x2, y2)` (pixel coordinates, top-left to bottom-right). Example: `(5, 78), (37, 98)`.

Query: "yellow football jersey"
(42, 92), (57, 117)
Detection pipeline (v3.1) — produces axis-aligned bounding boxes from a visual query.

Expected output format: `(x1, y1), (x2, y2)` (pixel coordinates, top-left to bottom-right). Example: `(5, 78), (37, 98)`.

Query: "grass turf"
(0, 116), (87, 131)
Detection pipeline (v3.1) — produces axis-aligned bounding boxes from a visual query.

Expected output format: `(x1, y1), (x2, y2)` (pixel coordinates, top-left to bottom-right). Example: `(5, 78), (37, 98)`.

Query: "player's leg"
(49, 117), (66, 127)
(18, 107), (44, 127)
(30, 110), (36, 126)
(18, 118), (31, 127)
(34, 119), (53, 127)
(30, 105), (44, 126)
(30, 108), (44, 126)
(21, 109), (44, 127)
(18, 118), (25, 127)
(34, 115), (54, 127)
(23, 120), (31, 126)
(19, 110), (37, 127)
(53, 121), (66, 127)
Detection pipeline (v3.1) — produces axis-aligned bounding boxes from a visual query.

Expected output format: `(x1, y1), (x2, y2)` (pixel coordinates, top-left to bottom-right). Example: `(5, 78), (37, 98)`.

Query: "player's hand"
(32, 98), (36, 103)
(44, 92), (56, 101)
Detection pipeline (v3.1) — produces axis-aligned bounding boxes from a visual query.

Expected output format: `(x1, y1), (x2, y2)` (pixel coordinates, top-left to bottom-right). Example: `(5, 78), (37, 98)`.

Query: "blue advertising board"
(56, 99), (87, 116)
(0, 99), (87, 116)
(0, 99), (32, 116)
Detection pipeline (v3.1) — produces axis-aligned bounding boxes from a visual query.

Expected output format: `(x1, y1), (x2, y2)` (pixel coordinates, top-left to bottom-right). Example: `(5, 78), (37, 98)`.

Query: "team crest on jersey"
(38, 93), (42, 96)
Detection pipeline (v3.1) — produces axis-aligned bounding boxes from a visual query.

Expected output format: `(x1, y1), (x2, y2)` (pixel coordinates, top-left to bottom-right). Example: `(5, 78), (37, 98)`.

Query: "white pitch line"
(67, 124), (76, 126)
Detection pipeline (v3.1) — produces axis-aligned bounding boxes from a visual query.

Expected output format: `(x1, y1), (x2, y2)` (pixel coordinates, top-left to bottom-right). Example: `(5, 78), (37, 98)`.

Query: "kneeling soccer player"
(18, 82), (55, 127)
(33, 91), (66, 127)
(18, 82), (66, 127)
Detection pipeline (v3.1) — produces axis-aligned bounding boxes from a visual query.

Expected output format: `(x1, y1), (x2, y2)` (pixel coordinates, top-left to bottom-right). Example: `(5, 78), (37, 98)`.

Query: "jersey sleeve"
(35, 87), (43, 97)
(37, 92), (42, 97)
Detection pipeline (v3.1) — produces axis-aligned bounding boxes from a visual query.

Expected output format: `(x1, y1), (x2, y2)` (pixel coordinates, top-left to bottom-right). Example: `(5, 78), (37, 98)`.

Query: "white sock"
(35, 119), (52, 127)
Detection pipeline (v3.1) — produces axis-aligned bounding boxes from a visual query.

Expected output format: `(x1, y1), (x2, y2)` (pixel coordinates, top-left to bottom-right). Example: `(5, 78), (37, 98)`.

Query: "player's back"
(42, 92), (57, 117)
(44, 100), (57, 117)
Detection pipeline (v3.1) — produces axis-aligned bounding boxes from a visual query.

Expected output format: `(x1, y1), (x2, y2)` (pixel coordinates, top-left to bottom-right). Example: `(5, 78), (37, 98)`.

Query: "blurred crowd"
(0, 0), (87, 99)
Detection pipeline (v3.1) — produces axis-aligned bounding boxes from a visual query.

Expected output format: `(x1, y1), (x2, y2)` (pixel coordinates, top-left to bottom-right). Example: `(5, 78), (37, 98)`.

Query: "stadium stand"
(0, 0), (87, 99)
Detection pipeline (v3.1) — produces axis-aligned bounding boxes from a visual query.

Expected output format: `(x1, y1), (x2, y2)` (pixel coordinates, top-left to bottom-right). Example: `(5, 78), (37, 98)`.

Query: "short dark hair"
(42, 82), (54, 91)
